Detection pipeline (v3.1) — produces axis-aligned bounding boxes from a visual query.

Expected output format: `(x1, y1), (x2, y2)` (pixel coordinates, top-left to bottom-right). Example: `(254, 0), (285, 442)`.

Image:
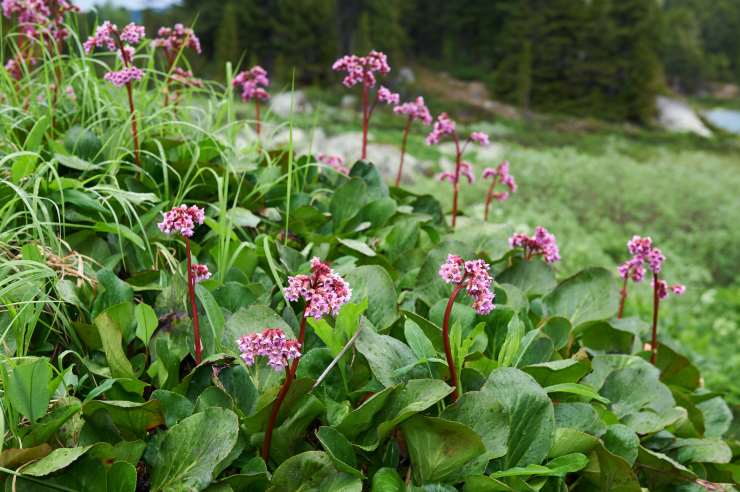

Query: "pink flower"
(118, 45), (135, 63)
(437, 171), (455, 183)
(84, 20), (117, 53)
(426, 113), (456, 145)
(653, 279), (687, 300)
(233, 65), (270, 102)
(378, 86), (400, 105)
(318, 153), (349, 175)
(171, 67), (203, 88)
(394, 96), (432, 125)
(284, 257), (352, 319)
(459, 161), (475, 184)
(627, 235), (653, 257)
(332, 50), (390, 88)
(103, 66), (143, 87)
(120, 23), (145, 45)
(237, 328), (301, 371)
(191, 264), (211, 283)
(4, 54), (35, 80)
(483, 160), (517, 198)
(154, 23), (201, 58)
(157, 204), (206, 238)
(438, 254), (495, 315)
(509, 226), (560, 263)
(470, 131), (489, 146)
(618, 256), (646, 282)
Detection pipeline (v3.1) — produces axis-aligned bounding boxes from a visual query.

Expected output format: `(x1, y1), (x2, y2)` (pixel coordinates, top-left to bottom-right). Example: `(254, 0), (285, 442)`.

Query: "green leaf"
(223, 305), (294, 352)
(602, 424), (639, 466)
(331, 178), (368, 231)
(337, 238), (376, 256)
(548, 428), (599, 459)
(344, 265), (398, 331)
(581, 441), (641, 492)
(7, 358), (51, 422)
(416, 240), (475, 307)
(554, 403), (607, 437)
(371, 468), (404, 492)
(497, 258), (557, 297)
(82, 400), (164, 439)
(268, 394), (325, 464)
(134, 303), (158, 346)
(196, 284), (225, 357)
(270, 451), (361, 492)
(148, 407), (239, 491)
(349, 161), (389, 199)
(497, 314), (524, 368)
(668, 438), (732, 464)
(316, 426), (362, 477)
(64, 125), (102, 161)
(489, 453), (588, 478)
(577, 317), (646, 354)
(443, 391), (509, 461)
(654, 343), (701, 390)
(697, 396), (732, 438)
(108, 461), (137, 492)
(151, 390), (193, 428)
(523, 359), (589, 387)
(227, 207), (261, 227)
(480, 368), (554, 468)
(22, 445), (95, 477)
(12, 116), (48, 182)
(543, 268), (619, 328)
(540, 317), (572, 351)
(404, 320), (438, 361)
(545, 383), (610, 404)
(635, 447), (696, 488)
(401, 415), (486, 484)
(22, 400), (81, 447)
(94, 307), (136, 379)
(355, 327), (422, 387)
(55, 153), (99, 171)
(93, 222), (145, 250)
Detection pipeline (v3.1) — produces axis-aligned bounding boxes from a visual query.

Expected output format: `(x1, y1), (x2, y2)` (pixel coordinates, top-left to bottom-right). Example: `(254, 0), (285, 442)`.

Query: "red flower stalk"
(158, 205), (207, 363)
(438, 255), (494, 400)
(392, 96), (432, 186)
(427, 114), (489, 228)
(333, 51), (397, 160)
(261, 258), (351, 463)
(85, 21), (145, 168)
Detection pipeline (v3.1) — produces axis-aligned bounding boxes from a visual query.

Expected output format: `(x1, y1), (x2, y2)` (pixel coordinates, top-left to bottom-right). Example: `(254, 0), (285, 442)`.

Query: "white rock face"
(269, 90), (313, 118)
(656, 96), (712, 138)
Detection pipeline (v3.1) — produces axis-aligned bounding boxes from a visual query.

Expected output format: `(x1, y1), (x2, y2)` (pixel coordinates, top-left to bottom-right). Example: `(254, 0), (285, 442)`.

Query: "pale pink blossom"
(470, 131), (489, 145)
(653, 279), (687, 300)
(438, 254), (495, 314)
(509, 226), (560, 263)
(318, 153), (349, 175)
(332, 50), (390, 88)
(154, 23), (201, 58)
(378, 86), (400, 105)
(233, 65), (270, 102)
(426, 113), (456, 145)
(237, 328), (301, 371)
(191, 264), (211, 283)
(103, 66), (143, 87)
(394, 96), (432, 125)
(158, 204), (206, 238)
(119, 23), (145, 45)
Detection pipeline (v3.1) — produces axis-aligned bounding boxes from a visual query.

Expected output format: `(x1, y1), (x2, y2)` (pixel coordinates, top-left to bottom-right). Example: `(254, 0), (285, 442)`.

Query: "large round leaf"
(344, 265), (398, 331)
(543, 267), (619, 328)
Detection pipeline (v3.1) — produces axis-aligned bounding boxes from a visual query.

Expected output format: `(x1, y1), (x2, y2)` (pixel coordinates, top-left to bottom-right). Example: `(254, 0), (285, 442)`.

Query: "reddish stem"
(484, 175), (499, 222)
(255, 99), (261, 136)
(185, 237), (203, 364)
(450, 134), (462, 229)
(262, 313), (307, 463)
(115, 35), (141, 168)
(361, 83), (369, 160)
(443, 283), (464, 401)
(617, 276), (628, 319)
(395, 116), (413, 187)
(650, 272), (660, 365)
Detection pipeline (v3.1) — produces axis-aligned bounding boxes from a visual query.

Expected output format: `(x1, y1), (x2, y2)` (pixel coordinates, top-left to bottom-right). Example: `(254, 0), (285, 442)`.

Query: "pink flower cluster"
(191, 264), (211, 283)
(157, 205), (205, 238)
(470, 132), (489, 145)
(237, 328), (301, 371)
(426, 113), (456, 145)
(2, 0), (77, 40)
(233, 65), (270, 102)
(393, 96), (432, 125)
(483, 160), (517, 201)
(103, 66), (143, 87)
(84, 21), (145, 53)
(378, 86), (400, 105)
(509, 226), (561, 263)
(170, 67), (203, 88)
(618, 235), (665, 281)
(332, 50), (390, 88)
(653, 279), (686, 300)
(154, 23), (201, 58)
(284, 257), (352, 319)
(438, 161), (475, 184)
(438, 254), (495, 314)
(318, 153), (349, 175)
(4, 54), (35, 80)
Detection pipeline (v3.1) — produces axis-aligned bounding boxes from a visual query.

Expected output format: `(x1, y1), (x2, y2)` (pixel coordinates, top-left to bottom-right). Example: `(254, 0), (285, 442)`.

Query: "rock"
(656, 96), (712, 138)
(340, 95), (357, 110)
(269, 90), (313, 118)
(398, 67), (415, 84)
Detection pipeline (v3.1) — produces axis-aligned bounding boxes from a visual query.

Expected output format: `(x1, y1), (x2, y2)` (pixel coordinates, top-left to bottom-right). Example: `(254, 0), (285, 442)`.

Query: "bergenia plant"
(482, 160), (517, 221)
(616, 236), (685, 364)
(427, 113), (489, 227)
(332, 50), (396, 160)
(233, 65), (270, 136)
(509, 226), (560, 263)
(157, 204), (207, 364)
(439, 254), (494, 401)
(317, 153), (349, 175)
(260, 257), (351, 463)
(84, 21), (146, 167)
(153, 23), (202, 107)
(393, 96), (432, 186)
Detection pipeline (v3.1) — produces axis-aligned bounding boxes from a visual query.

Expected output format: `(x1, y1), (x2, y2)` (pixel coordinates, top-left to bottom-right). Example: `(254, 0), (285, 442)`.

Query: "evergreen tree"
(215, 2), (242, 77)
